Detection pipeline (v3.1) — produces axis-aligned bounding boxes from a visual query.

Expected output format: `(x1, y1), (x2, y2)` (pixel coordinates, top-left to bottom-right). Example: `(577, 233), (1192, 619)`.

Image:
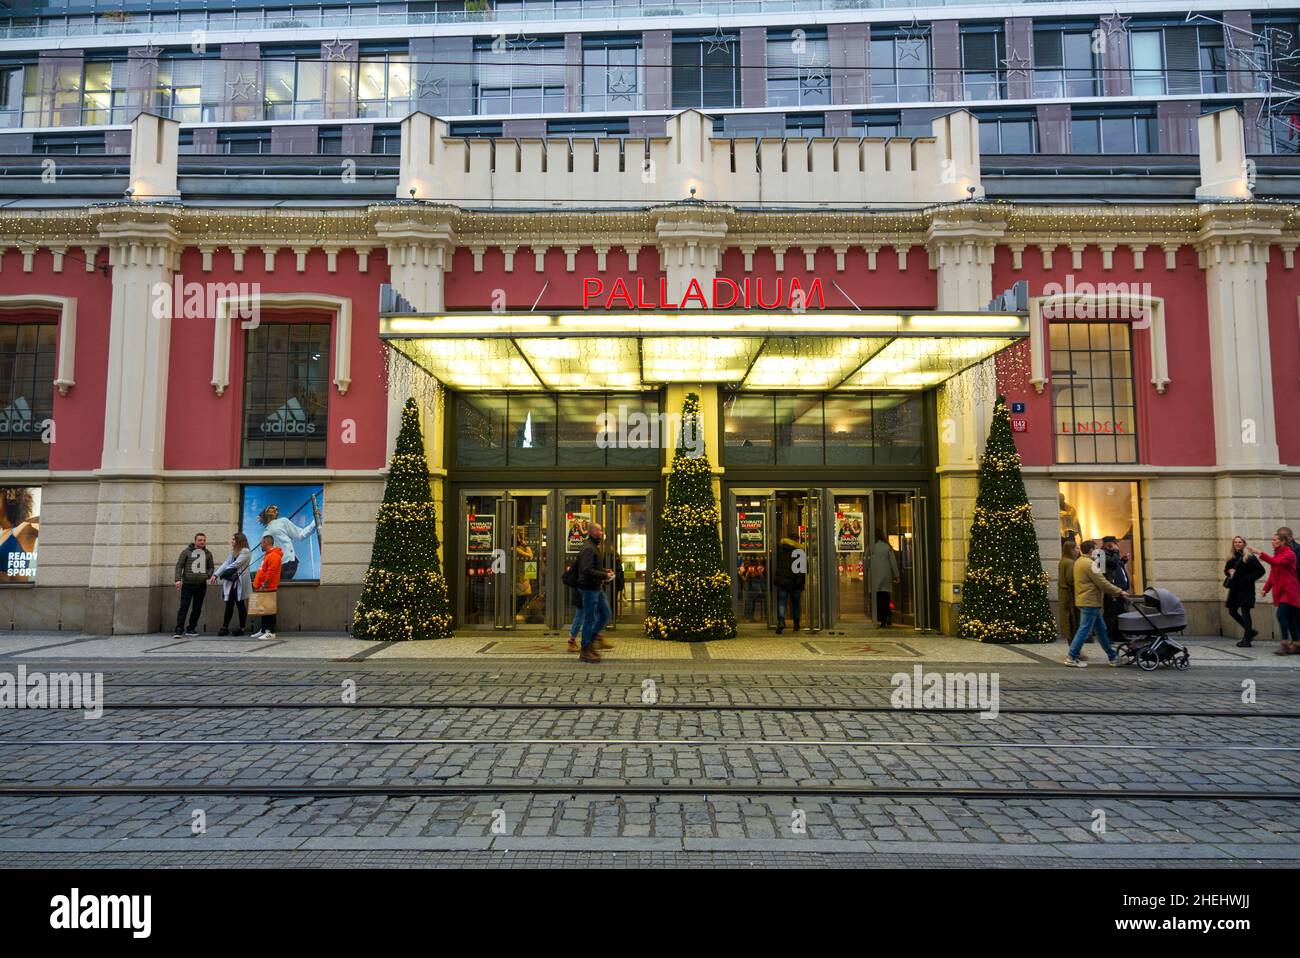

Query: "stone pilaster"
(927, 209), (1006, 633)
(653, 204), (729, 306)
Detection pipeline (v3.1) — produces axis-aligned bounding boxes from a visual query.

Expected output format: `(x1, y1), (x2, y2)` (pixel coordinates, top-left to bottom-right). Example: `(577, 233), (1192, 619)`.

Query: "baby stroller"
(1116, 587), (1191, 671)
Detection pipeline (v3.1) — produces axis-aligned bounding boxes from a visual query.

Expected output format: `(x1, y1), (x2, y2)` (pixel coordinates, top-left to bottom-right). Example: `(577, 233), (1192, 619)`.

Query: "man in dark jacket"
(1101, 536), (1130, 642)
(575, 523), (614, 662)
(173, 532), (216, 637)
(773, 535), (805, 634)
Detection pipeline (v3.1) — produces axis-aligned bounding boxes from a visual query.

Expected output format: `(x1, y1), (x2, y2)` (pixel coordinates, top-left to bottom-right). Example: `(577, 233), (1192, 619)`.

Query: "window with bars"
(241, 323), (330, 469)
(1050, 322), (1138, 464)
(474, 36), (565, 115)
(582, 36), (641, 112)
(961, 28), (1006, 101)
(766, 29), (830, 108)
(1070, 108), (1158, 153)
(671, 34), (740, 110)
(1032, 28), (1099, 98)
(0, 323), (56, 469)
(869, 34), (930, 104)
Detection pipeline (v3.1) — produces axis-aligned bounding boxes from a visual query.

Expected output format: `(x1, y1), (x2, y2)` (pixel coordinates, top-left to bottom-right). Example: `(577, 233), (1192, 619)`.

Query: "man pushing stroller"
(1065, 539), (1130, 668)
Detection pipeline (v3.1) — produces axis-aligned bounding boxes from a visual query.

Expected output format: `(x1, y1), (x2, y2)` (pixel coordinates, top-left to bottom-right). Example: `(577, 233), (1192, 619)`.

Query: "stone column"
(374, 206), (457, 562)
(927, 210), (1006, 633)
(85, 209), (183, 634)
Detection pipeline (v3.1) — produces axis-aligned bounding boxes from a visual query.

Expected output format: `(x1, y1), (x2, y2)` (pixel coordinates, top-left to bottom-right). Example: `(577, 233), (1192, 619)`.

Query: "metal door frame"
(457, 488), (556, 631)
(558, 487), (654, 632)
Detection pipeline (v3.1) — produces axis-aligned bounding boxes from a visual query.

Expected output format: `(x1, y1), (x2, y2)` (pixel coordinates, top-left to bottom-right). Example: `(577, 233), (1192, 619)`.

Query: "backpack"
(561, 564), (579, 589)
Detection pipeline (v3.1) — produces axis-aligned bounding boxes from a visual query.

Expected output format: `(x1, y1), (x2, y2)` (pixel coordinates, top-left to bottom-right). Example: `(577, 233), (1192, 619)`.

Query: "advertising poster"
(241, 484), (324, 582)
(566, 512), (592, 553)
(737, 511), (766, 553)
(467, 514), (495, 555)
(0, 486), (40, 583)
(835, 511), (865, 553)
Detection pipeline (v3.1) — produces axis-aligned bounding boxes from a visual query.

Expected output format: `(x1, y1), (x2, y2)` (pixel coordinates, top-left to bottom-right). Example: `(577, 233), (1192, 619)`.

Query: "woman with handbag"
(1223, 535), (1264, 647)
(215, 532), (253, 636)
(249, 533), (283, 640)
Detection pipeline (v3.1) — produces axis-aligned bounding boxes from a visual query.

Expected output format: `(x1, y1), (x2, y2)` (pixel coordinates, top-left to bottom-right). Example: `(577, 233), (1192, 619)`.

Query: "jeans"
(1277, 603), (1300, 644)
(1069, 606), (1116, 661)
(175, 583), (206, 632)
(569, 605), (583, 638)
(776, 586), (801, 628)
(579, 588), (611, 649)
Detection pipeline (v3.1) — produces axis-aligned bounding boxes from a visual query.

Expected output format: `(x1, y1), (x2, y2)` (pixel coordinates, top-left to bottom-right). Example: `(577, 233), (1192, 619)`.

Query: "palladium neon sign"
(581, 277), (827, 310)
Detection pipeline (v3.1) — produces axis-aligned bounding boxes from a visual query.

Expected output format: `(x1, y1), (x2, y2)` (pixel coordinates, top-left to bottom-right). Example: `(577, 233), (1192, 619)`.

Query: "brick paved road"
(0, 660), (1297, 867)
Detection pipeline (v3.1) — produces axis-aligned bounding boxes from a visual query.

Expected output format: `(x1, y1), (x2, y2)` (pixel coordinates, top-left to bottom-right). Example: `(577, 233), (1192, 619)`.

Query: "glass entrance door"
(729, 488), (822, 631)
(460, 491), (549, 629)
(560, 489), (652, 631)
(827, 488), (920, 629)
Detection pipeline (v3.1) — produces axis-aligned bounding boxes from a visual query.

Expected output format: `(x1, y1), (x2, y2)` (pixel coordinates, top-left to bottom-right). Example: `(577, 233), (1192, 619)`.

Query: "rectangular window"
(156, 57), (203, 123)
(1050, 322), (1138, 464)
(241, 322), (330, 468)
(1198, 25), (1227, 94)
(1058, 480), (1143, 592)
(455, 393), (661, 467)
(976, 110), (1037, 153)
(961, 28), (1005, 101)
(850, 110), (901, 137)
(1033, 29), (1099, 98)
(1130, 30), (1165, 96)
(474, 36), (565, 115)
(672, 35), (739, 109)
(767, 29), (830, 108)
(357, 53), (410, 118)
(582, 37), (642, 112)
(723, 393), (925, 466)
(870, 34), (930, 103)
(1072, 110), (1157, 153)
(0, 323), (56, 468)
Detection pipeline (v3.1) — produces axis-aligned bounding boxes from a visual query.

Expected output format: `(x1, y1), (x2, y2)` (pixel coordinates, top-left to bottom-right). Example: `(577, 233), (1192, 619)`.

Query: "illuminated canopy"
(380, 310), (1027, 392)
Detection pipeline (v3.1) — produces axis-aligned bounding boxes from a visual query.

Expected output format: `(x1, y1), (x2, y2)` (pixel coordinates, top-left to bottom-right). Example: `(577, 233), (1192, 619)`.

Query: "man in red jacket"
(1252, 533), (1300, 653)
(251, 534), (283, 640)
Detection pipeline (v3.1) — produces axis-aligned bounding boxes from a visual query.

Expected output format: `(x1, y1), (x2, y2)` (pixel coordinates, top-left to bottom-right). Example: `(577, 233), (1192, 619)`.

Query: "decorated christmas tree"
(958, 395), (1056, 644)
(645, 393), (737, 642)
(352, 398), (454, 641)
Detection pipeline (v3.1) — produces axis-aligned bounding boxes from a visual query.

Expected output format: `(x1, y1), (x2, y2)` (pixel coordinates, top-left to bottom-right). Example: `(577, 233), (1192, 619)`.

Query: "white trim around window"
(1028, 291), (1168, 394)
(0, 294), (77, 396)
(211, 292), (352, 397)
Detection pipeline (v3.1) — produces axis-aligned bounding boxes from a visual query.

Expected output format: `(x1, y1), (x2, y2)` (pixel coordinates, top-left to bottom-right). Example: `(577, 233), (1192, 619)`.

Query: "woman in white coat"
(868, 529), (901, 628)
(215, 532), (253, 636)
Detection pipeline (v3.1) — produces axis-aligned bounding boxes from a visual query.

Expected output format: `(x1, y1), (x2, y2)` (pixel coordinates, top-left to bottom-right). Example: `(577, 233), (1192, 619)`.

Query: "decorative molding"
(0, 294), (77, 396)
(211, 292), (352, 397)
(1029, 291), (1168, 395)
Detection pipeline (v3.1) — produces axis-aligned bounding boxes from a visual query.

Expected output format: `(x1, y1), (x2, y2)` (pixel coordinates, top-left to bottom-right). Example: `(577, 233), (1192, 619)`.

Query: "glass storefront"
(1057, 480), (1143, 591)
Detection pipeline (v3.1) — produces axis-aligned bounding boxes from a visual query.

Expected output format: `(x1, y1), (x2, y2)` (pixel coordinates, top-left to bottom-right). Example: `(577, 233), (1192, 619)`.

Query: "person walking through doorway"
(1223, 535), (1264, 647)
(172, 532), (216, 637)
(1066, 539), (1129, 668)
(215, 532), (253, 636)
(774, 533), (805, 634)
(868, 529), (901, 628)
(575, 523), (615, 663)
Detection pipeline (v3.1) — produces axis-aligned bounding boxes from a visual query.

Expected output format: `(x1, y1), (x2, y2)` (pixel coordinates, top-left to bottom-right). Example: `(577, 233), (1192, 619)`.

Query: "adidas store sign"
(261, 398), (318, 435)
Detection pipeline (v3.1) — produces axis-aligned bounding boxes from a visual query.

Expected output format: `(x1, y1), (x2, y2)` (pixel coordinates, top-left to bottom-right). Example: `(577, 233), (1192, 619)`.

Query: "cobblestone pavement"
(0, 659), (1297, 867)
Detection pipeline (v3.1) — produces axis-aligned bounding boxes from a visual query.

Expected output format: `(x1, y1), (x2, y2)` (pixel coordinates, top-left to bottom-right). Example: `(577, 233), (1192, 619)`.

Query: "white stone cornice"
(0, 294), (76, 396)
(212, 293), (352, 398)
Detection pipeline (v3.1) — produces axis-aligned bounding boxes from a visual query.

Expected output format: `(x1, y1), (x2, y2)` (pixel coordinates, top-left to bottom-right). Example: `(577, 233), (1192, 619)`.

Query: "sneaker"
(1064, 656), (1087, 668)
(172, 630), (183, 638)
(578, 647), (602, 663)
(1236, 638), (1253, 648)
(567, 636), (579, 653)
(1108, 656), (1121, 667)
(260, 632), (276, 641)
(248, 629), (265, 640)
(183, 629), (199, 637)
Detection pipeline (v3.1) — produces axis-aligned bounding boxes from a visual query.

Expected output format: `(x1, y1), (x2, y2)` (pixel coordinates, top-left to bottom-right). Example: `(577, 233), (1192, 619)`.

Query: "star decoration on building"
(704, 27), (736, 55)
(1099, 10), (1131, 40)
(226, 73), (259, 102)
(414, 75), (445, 99)
(608, 71), (636, 103)
(135, 42), (161, 60)
(1000, 49), (1031, 81)
(802, 64), (830, 92)
(323, 38), (353, 61)
(897, 16), (930, 63)
(507, 32), (538, 52)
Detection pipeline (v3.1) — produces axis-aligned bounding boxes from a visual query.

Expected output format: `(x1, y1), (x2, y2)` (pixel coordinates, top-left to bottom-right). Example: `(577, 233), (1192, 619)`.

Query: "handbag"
(248, 591), (278, 616)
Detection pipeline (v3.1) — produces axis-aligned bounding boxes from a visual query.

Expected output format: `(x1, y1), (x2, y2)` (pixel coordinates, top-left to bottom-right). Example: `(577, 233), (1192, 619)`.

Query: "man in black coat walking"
(1101, 536), (1130, 643)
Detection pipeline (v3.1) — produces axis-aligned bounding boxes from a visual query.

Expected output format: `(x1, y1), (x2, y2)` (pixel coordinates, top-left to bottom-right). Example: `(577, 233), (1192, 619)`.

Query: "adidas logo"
(260, 397), (317, 435)
(0, 397), (39, 435)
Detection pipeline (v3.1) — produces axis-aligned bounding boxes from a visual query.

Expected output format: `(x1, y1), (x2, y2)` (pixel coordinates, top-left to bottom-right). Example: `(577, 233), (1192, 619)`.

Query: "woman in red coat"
(1251, 533), (1300, 653)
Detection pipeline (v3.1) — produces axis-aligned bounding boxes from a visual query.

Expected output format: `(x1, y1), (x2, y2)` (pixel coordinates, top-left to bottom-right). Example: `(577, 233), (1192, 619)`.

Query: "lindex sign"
(581, 276), (827, 310)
